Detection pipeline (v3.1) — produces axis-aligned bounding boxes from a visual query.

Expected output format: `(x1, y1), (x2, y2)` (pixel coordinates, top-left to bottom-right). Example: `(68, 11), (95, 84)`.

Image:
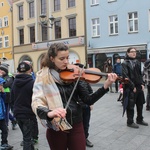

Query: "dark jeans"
(82, 106), (91, 139)
(0, 119), (8, 145)
(146, 85), (150, 108)
(46, 122), (86, 150)
(31, 116), (39, 140)
(17, 118), (34, 150)
(127, 89), (144, 124)
(115, 80), (119, 92)
(5, 103), (16, 126)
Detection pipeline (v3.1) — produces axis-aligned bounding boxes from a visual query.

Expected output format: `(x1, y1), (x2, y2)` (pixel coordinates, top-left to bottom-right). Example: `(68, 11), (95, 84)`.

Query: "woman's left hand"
(104, 73), (118, 89)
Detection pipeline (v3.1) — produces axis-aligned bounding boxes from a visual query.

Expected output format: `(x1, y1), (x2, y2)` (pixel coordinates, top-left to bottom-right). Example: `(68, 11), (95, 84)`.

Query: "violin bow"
(65, 64), (85, 110)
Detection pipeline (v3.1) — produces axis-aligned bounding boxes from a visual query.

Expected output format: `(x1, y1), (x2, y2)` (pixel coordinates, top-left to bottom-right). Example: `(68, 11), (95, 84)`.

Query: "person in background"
(21, 60), (39, 145)
(104, 58), (114, 93)
(122, 47), (148, 128)
(143, 54), (150, 111)
(0, 63), (17, 130)
(11, 62), (35, 150)
(0, 77), (13, 149)
(113, 57), (122, 93)
(31, 42), (117, 150)
(74, 63), (94, 147)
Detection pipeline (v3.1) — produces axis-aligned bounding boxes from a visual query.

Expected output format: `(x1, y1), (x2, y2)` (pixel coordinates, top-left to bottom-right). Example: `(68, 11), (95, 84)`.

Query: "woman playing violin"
(31, 42), (117, 150)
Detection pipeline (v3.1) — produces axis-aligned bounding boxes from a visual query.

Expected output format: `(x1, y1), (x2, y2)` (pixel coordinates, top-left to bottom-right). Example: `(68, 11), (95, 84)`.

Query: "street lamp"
(39, 14), (55, 28)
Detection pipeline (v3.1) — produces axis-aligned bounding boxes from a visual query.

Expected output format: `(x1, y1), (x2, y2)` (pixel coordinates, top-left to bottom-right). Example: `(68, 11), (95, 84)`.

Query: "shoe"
(136, 120), (148, 126)
(86, 139), (93, 147)
(127, 123), (139, 128)
(32, 139), (38, 145)
(110, 91), (114, 93)
(146, 107), (150, 111)
(11, 120), (17, 130)
(115, 91), (118, 93)
(1, 143), (13, 149)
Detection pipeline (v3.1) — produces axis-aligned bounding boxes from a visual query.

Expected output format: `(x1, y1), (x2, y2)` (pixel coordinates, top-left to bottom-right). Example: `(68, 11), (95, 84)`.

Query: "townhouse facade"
(0, 0), (13, 60)
(86, 0), (150, 71)
(12, 0), (86, 72)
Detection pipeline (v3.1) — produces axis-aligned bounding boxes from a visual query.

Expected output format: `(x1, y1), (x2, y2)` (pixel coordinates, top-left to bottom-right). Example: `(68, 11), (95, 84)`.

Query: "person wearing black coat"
(122, 47), (148, 129)
(11, 62), (35, 150)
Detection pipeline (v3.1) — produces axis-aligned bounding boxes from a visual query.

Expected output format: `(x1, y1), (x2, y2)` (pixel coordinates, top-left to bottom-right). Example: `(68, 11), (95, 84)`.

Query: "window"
(69, 18), (76, 37)
(108, 0), (117, 2)
(19, 29), (24, 44)
(128, 12), (138, 32)
(0, 37), (2, 48)
(42, 25), (48, 41)
(55, 20), (61, 39)
(54, 0), (60, 11)
(109, 15), (118, 35)
(41, 0), (46, 14)
(91, 18), (100, 37)
(68, 0), (75, 8)
(91, 0), (99, 5)
(29, 1), (34, 18)
(19, 5), (23, 21)
(30, 26), (35, 43)
(4, 17), (8, 27)
(4, 36), (9, 47)
(0, 18), (2, 28)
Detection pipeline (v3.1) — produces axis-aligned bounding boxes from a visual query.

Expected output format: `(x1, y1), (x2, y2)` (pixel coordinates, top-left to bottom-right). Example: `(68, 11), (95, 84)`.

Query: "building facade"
(0, 0), (13, 60)
(13, 0), (86, 72)
(86, 0), (150, 71)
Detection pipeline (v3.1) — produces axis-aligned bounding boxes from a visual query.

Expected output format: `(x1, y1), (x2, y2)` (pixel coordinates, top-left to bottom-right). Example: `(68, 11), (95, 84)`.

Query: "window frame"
(109, 15), (118, 35)
(4, 36), (9, 48)
(91, 0), (99, 5)
(0, 18), (2, 28)
(29, 1), (34, 18)
(54, 0), (60, 11)
(68, 0), (75, 8)
(18, 5), (23, 21)
(0, 37), (2, 48)
(41, 0), (47, 15)
(91, 18), (100, 37)
(29, 26), (35, 43)
(68, 17), (76, 37)
(128, 12), (138, 33)
(54, 20), (61, 39)
(19, 28), (24, 44)
(4, 16), (8, 27)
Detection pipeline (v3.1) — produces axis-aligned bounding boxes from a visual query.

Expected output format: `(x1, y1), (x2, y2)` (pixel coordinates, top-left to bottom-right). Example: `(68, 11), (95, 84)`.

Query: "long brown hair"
(41, 43), (69, 68)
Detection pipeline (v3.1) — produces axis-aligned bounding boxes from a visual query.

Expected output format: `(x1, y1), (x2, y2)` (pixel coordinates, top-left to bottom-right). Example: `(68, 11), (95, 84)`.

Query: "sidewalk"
(7, 86), (150, 150)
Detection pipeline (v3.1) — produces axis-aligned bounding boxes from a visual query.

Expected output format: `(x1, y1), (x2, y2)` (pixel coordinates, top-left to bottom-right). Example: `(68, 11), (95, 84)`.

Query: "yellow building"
(13, 0), (86, 72)
(0, 0), (13, 60)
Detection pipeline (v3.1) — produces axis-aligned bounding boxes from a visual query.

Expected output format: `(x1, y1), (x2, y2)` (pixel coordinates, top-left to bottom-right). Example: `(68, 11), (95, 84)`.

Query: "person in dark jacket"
(122, 47), (148, 129)
(113, 57), (122, 93)
(0, 63), (17, 130)
(11, 62), (35, 150)
(74, 63), (94, 147)
(0, 77), (13, 149)
(31, 42), (117, 150)
(104, 58), (114, 93)
(143, 55), (150, 111)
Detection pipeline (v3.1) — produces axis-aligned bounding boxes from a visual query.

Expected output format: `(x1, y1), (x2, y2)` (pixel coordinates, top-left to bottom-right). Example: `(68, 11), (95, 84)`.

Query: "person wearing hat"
(0, 77), (13, 149)
(0, 63), (17, 130)
(11, 62), (35, 150)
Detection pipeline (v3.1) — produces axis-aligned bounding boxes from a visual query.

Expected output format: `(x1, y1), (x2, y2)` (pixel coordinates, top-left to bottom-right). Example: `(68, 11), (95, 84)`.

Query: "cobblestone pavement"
(7, 84), (150, 150)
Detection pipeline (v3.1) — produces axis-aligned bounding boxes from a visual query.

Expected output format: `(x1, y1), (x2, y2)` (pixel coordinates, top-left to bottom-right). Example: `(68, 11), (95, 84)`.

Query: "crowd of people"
(0, 43), (150, 150)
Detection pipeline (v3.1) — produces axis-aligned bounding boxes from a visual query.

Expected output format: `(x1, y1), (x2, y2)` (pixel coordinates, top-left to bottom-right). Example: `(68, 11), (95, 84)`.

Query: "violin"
(59, 64), (128, 84)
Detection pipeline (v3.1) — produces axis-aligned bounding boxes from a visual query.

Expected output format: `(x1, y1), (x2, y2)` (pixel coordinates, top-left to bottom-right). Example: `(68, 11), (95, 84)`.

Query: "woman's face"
(51, 50), (69, 70)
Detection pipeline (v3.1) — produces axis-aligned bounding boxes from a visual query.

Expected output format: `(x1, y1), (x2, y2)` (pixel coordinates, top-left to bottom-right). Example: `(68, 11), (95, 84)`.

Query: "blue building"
(86, 0), (150, 71)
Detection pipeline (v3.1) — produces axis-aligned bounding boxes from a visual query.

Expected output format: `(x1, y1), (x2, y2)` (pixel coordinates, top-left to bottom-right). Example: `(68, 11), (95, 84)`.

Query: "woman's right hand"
(47, 108), (66, 119)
